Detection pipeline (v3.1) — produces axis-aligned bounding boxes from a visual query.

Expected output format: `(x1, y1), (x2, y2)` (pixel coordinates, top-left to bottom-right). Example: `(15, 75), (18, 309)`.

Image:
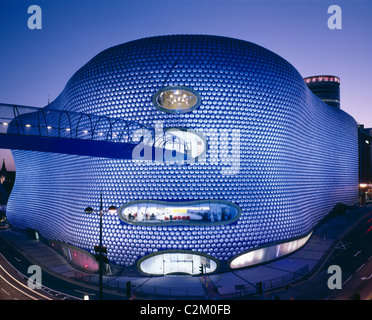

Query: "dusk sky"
(0, 0), (371, 171)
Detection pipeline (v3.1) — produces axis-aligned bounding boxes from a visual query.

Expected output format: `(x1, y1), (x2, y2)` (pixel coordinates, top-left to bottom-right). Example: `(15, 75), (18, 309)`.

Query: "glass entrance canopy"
(139, 251), (218, 275)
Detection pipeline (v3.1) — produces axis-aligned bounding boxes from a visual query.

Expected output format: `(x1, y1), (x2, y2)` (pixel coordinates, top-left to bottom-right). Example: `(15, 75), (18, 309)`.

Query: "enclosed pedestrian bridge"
(0, 103), (194, 162)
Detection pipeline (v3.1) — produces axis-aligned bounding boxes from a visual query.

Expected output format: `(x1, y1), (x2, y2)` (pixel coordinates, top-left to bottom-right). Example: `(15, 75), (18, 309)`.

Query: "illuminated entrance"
(138, 251), (218, 275)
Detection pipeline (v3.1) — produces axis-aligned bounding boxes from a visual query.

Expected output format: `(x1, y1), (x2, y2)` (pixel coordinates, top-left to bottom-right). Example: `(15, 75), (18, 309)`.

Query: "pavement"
(0, 202), (371, 300)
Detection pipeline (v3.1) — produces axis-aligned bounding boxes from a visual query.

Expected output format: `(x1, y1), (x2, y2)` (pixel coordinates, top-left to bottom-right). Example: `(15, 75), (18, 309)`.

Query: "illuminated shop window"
(153, 86), (201, 114)
(229, 232), (312, 269)
(118, 200), (241, 226)
(138, 251), (218, 275)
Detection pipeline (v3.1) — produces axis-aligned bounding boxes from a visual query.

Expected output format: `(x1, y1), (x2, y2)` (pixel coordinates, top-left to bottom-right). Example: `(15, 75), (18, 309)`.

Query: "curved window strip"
(118, 199), (241, 226)
(229, 232), (312, 269)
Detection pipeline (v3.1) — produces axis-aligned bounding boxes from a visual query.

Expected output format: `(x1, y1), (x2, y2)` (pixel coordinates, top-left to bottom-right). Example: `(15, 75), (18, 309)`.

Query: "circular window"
(152, 86), (201, 114)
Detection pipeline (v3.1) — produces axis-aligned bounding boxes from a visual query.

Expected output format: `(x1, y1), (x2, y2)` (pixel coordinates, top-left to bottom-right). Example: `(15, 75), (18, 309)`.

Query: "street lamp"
(84, 192), (117, 300)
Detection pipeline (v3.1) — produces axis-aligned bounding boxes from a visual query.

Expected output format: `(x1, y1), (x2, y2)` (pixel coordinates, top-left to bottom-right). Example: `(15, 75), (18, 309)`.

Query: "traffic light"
(94, 246), (109, 263)
(94, 245), (107, 254)
(95, 254), (109, 263)
(199, 264), (204, 275)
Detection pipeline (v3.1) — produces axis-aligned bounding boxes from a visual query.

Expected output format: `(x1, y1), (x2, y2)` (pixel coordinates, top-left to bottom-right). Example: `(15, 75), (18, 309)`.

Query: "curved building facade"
(7, 35), (358, 274)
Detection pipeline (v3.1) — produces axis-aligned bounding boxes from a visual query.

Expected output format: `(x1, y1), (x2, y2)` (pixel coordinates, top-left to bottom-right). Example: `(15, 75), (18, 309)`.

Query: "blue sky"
(0, 0), (371, 170)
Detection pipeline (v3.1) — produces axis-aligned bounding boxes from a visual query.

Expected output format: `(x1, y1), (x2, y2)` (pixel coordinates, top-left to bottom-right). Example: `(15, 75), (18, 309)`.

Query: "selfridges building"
(7, 35), (358, 275)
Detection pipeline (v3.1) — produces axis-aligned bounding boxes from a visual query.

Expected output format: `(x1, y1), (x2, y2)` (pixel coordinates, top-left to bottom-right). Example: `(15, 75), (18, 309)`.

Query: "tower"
(304, 75), (341, 109)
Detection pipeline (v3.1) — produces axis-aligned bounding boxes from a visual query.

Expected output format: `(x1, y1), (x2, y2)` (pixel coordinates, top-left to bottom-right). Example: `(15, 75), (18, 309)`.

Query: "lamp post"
(84, 192), (117, 300)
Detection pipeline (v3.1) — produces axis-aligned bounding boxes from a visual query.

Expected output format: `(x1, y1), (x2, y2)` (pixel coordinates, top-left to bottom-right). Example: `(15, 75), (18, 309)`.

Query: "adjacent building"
(358, 125), (372, 203)
(304, 75), (341, 109)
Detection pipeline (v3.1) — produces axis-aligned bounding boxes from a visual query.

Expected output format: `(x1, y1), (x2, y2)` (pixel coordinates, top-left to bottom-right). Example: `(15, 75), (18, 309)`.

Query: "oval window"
(138, 251), (219, 275)
(229, 232), (312, 269)
(153, 86), (201, 114)
(118, 199), (241, 226)
(159, 128), (207, 161)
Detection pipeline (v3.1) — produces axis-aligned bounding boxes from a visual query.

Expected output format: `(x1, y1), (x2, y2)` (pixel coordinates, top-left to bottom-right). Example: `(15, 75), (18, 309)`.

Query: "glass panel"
(153, 86), (201, 114)
(162, 128), (206, 159)
(139, 251), (218, 275)
(229, 232), (312, 269)
(118, 200), (241, 226)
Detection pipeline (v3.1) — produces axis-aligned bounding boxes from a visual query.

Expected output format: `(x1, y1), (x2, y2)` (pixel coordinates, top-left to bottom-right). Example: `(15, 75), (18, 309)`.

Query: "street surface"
(0, 253), (55, 300)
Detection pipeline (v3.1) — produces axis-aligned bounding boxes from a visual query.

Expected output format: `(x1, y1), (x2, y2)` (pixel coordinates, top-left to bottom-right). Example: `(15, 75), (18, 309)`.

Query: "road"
(0, 233), (128, 300)
(0, 253), (56, 300)
(263, 209), (372, 300)
(0, 236), (81, 300)
(326, 210), (372, 300)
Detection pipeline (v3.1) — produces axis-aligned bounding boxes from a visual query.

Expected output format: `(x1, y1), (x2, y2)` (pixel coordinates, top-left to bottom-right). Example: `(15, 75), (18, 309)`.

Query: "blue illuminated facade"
(7, 35), (358, 274)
